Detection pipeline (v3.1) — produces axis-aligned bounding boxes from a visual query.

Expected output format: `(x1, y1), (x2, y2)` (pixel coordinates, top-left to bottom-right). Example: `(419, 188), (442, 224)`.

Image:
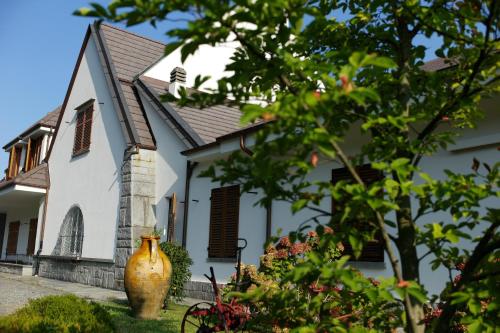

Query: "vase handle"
(149, 238), (158, 264)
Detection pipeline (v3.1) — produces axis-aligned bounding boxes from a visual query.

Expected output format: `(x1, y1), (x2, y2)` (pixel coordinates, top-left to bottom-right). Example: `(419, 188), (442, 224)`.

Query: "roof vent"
(170, 67), (187, 84)
(169, 67), (187, 98)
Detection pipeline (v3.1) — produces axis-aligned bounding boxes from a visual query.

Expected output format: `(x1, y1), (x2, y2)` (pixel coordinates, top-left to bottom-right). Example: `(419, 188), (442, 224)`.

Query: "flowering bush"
(225, 229), (403, 332)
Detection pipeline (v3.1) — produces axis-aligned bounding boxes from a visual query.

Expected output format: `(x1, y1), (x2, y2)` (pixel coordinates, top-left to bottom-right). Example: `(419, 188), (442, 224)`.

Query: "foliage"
(0, 294), (114, 333)
(76, 0), (499, 332)
(160, 241), (193, 303)
(225, 232), (403, 332)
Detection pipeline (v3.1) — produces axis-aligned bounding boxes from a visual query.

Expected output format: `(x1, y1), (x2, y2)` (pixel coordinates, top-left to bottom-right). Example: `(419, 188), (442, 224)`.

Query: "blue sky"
(0, 1), (441, 169)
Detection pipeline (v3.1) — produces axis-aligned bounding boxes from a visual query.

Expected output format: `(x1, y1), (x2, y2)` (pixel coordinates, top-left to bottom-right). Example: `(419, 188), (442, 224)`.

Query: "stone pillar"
(114, 149), (156, 290)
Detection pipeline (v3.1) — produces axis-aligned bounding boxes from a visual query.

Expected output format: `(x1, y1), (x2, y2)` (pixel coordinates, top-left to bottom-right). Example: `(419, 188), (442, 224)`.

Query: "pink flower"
(265, 244), (276, 254)
(290, 242), (306, 256)
(276, 249), (289, 259)
(455, 262), (466, 271)
(307, 230), (318, 238)
(453, 274), (462, 285)
(324, 226), (334, 234)
(278, 236), (292, 249)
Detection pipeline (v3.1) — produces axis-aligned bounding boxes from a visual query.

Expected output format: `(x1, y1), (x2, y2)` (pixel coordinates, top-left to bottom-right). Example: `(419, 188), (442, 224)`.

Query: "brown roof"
(0, 163), (49, 191)
(139, 76), (243, 144)
(3, 106), (61, 150)
(97, 24), (166, 148)
(421, 57), (458, 72)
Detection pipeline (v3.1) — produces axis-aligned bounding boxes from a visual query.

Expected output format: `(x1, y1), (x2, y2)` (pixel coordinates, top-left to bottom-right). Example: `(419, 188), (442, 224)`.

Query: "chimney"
(169, 67), (187, 98)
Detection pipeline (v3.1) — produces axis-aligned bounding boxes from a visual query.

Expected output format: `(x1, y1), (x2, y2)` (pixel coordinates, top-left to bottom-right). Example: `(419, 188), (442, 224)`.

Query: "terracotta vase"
(124, 236), (172, 319)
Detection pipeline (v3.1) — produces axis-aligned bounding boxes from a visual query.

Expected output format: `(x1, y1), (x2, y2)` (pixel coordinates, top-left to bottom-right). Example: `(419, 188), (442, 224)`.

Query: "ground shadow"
(100, 299), (191, 333)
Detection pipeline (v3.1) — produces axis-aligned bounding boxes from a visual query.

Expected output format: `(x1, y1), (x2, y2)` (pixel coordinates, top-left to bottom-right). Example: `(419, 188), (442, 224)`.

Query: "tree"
(76, 1), (499, 332)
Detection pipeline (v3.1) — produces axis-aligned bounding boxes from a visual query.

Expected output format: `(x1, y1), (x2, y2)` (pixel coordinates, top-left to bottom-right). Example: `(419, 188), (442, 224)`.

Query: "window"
(73, 100), (94, 156)
(7, 146), (22, 180)
(208, 185), (240, 259)
(6, 221), (20, 255)
(26, 218), (38, 255)
(332, 165), (384, 262)
(25, 136), (43, 172)
(59, 207), (84, 257)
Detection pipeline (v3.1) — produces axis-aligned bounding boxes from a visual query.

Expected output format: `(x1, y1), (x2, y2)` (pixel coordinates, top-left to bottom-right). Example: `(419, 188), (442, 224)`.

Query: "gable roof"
(3, 106), (61, 150)
(47, 22), (164, 160)
(93, 23), (164, 149)
(138, 76), (243, 144)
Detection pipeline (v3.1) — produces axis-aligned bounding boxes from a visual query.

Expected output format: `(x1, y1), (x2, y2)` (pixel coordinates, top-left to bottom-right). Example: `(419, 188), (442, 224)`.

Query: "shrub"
(0, 294), (114, 333)
(227, 231), (403, 332)
(160, 241), (193, 304)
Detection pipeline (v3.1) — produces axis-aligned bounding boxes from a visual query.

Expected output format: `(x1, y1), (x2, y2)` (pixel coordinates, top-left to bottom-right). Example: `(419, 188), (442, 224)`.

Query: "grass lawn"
(100, 300), (196, 333)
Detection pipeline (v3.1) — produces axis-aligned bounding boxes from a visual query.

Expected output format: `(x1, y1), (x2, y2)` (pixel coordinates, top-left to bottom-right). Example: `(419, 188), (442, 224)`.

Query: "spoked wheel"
(181, 302), (222, 333)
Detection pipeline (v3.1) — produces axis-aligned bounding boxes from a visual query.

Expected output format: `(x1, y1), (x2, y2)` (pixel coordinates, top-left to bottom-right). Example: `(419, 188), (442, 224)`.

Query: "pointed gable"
(95, 23), (166, 149)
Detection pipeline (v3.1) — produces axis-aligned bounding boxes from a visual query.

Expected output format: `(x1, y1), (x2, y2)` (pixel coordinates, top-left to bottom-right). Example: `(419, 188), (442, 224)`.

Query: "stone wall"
(38, 258), (115, 289)
(39, 148), (157, 291)
(184, 280), (225, 301)
(0, 262), (33, 276)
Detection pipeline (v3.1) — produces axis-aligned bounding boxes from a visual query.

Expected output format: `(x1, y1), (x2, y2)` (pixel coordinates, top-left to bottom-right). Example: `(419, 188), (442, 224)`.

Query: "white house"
(0, 23), (497, 299)
(0, 107), (59, 275)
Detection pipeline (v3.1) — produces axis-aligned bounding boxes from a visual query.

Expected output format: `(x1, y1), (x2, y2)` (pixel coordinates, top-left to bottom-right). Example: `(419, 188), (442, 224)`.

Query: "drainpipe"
(182, 160), (198, 248)
(239, 135), (273, 242)
(33, 184), (49, 276)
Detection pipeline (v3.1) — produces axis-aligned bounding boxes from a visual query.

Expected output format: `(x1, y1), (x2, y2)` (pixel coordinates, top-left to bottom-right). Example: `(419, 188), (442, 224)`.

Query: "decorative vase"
(124, 235), (172, 319)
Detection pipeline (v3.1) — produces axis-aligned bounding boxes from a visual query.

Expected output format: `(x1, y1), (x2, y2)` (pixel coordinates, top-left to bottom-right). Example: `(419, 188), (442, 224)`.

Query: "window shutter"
(73, 111), (85, 154)
(6, 221), (20, 255)
(26, 219), (38, 255)
(82, 107), (93, 150)
(332, 165), (384, 262)
(208, 185), (240, 258)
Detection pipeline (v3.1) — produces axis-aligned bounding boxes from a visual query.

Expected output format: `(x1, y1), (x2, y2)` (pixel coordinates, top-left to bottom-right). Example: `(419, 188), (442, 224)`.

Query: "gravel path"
(0, 272), (202, 316)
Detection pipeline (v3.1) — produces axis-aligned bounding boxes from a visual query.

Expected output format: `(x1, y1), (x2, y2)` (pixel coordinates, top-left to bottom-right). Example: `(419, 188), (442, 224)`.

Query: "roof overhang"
(3, 126), (54, 151)
(0, 184), (46, 211)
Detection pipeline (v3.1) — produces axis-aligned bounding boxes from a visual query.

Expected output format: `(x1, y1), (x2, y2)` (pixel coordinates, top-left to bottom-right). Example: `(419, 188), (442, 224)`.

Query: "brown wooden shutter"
(208, 185), (240, 258)
(26, 219), (38, 255)
(332, 165), (384, 262)
(26, 137), (43, 171)
(73, 111), (85, 154)
(82, 107), (93, 151)
(6, 221), (20, 255)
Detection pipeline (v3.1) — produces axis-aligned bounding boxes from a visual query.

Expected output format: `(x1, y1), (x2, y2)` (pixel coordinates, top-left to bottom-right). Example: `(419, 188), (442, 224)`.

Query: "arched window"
(54, 206), (84, 257)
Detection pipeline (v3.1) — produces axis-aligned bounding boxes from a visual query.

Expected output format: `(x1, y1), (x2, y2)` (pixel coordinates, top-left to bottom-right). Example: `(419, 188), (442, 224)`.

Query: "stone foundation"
(0, 262), (33, 276)
(184, 280), (226, 301)
(38, 257), (116, 289)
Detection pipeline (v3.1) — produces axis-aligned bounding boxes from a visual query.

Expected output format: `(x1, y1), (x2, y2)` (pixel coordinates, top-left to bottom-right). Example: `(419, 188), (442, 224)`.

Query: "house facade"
(0, 107), (59, 275)
(0, 22), (497, 299)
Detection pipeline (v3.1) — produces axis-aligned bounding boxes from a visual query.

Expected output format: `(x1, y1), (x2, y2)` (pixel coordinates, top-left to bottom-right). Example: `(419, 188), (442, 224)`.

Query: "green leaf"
(349, 234), (363, 258)
(241, 104), (265, 124)
(432, 224), (444, 238)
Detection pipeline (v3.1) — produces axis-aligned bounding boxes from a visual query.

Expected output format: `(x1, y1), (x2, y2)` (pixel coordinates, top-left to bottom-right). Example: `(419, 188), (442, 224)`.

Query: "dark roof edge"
(135, 79), (204, 148)
(91, 22), (142, 147)
(3, 116), (58, 151)
(181, 121), (270, 156)
(46, 27), (93, 161)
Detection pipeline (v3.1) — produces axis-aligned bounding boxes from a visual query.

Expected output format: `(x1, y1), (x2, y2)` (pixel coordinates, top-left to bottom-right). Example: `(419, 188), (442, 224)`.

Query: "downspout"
(33, 183), (49, 276)
(239, 134), (272, 242)
(182, 160), (198, 248)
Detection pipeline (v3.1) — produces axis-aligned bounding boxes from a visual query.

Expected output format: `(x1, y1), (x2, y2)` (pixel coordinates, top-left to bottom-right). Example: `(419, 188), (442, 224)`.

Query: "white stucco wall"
(144, 43), (238, 91)
(43, 36), (126, 260)
(139, 92), (190, 242)
(185, 101), (499, 296)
